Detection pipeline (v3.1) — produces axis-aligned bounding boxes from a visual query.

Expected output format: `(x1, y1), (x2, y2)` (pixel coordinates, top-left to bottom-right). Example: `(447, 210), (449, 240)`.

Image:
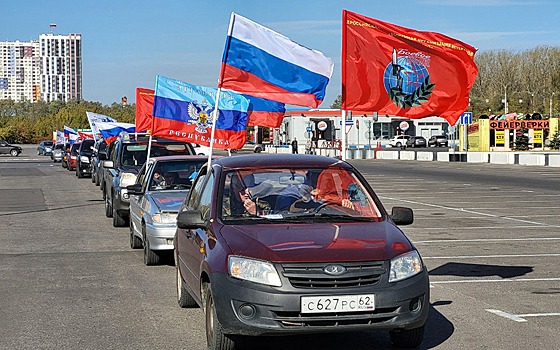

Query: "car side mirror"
(126, 184), (143, 195)
(177, 210), (207, 229)
(103, 160), (114, 169)
(390, 207), (414, 225)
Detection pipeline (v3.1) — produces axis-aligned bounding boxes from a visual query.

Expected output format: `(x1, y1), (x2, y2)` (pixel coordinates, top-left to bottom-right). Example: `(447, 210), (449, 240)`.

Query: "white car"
(389, 135), (411, 148)
(192, 144), (212, 155)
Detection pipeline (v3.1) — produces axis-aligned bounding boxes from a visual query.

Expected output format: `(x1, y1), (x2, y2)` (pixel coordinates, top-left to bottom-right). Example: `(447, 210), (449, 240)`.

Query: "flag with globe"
(383, 55), (435, 109)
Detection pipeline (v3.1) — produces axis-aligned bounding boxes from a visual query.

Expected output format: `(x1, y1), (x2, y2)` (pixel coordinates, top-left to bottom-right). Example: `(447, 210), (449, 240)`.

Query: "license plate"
(301, 294), (375, 314)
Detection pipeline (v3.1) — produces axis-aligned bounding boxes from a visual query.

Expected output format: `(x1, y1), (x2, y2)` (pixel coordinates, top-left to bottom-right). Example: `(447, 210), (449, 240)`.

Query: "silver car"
(126, 155), (209, 265)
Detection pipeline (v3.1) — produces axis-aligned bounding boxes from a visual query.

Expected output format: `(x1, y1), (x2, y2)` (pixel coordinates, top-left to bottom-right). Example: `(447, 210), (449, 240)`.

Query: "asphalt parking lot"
(0, 145), (559, 349)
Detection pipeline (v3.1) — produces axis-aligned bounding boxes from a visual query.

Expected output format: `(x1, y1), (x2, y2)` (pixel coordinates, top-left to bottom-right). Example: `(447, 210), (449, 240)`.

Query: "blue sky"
(3, 0), (560, 107)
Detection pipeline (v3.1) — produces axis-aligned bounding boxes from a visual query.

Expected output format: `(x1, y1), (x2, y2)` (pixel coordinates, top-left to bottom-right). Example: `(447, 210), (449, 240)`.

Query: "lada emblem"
(323, 264), (347, 275)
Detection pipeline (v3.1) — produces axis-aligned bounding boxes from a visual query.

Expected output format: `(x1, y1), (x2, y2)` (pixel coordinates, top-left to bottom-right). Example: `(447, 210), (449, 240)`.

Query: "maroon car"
(175, 154), (429, 349)
(66, 142), (81, 172)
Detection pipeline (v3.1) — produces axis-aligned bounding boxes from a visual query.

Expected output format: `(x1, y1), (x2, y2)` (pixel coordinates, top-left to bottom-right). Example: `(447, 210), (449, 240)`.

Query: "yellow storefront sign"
(495, 131), (504, 146)
(534, 130), (543, 144)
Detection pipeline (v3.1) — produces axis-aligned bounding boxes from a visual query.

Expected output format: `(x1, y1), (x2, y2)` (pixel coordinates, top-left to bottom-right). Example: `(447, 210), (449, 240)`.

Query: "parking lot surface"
(0, 148), (558, 349)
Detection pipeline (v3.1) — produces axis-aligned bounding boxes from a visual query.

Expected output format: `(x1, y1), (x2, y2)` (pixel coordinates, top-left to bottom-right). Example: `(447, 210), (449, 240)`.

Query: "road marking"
(381, 196), (560, 228)
(423, 253), (560, 259)
(414, 237), (560, 244)
(486, 309), (560, 322)
(486, 309), (527, 322)
(431, 277), (560, 284)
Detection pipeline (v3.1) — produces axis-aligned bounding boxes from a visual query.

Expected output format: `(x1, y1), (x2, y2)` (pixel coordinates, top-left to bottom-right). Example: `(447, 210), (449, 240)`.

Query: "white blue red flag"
(96, 121), (135, 144)
(242, 94), (285, 128)
(152, 75), (249, 150)
(64, 126), (78, 143)
(219, 13), (334, 109)
(86, 111), (117, 140)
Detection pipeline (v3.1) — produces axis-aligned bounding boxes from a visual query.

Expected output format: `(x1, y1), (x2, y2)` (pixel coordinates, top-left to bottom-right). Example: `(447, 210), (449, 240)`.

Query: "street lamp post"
(550, 92), (555, 117)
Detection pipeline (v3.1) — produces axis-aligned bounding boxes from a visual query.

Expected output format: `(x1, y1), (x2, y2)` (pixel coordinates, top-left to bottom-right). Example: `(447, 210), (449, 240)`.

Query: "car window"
(198, 172), (215, 219)
(186, 172), (208, 209)
(220, 167), (382, 221)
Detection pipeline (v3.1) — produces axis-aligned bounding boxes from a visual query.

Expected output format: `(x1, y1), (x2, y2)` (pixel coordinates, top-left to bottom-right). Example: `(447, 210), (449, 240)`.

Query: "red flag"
(342, 10), (478, 125)
(135, 88), (154, 133)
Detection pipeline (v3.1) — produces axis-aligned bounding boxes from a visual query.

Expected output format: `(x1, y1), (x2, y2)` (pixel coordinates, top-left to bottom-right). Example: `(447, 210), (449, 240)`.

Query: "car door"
(129, 162), (150, 237)
(176, 170), (212, 296)
(0, 141), (7, 154)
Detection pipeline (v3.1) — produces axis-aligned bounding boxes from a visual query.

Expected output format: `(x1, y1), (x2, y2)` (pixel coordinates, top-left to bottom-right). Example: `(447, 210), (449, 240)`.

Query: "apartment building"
(0, 33), (82, 102)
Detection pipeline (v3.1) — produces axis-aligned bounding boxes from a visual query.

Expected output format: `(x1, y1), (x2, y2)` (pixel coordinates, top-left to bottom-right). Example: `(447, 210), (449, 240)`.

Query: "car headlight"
(119, 172), (137, 187)
(389, 250), (423, 282)
(229, 256), (282, 287)
(152, 212), (177, 224)
(80, 156), (90, 163)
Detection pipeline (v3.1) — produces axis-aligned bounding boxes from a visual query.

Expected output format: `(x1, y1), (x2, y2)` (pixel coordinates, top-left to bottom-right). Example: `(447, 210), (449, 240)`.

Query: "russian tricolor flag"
(96, 121), (135, 144)
(219, 13), (334, 109)
(243, 94), (285, 128)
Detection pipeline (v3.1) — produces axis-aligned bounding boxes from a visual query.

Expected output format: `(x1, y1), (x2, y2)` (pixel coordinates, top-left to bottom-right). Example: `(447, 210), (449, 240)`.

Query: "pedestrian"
(291, 138), (298, 154)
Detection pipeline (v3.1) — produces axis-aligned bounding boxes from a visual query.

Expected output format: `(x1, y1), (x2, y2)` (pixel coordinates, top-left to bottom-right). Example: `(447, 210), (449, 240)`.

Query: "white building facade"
(0, 33), (82, 102)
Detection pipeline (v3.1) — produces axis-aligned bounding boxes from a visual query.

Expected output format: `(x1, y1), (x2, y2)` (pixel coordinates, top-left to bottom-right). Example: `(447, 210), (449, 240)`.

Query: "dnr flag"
(342, 10), (478, 125)
(152, 75), (250, 150)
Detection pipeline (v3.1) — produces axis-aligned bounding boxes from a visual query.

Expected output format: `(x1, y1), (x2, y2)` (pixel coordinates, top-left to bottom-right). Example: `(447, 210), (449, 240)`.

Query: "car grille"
(281, 261), (386, 289)
(273, 307), (399, 327)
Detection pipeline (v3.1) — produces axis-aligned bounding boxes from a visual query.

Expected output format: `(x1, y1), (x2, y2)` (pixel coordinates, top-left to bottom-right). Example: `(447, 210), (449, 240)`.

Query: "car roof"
(214, 154), (353, 171)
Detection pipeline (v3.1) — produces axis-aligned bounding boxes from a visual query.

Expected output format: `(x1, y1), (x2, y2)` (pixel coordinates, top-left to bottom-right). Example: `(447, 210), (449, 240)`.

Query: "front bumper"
(210, 263), (429, 337)
(145, 223), (176, 250)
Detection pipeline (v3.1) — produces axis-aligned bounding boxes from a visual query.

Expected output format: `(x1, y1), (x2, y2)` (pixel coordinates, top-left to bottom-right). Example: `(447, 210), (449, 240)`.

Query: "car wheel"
(112, 199), (127, 227)
(396, 142), (402, 147)
(77, 165), (83, 178)
(104, 191), (113, 218)
(254, 146), (262, 153)
(204, 283), (238, 350)
(389, 325), (425, 348)
(130, 220), (142, 249)
(143, 225), (161, 265)
(10, 149), (19, 157)
(176, 255), (197, 308)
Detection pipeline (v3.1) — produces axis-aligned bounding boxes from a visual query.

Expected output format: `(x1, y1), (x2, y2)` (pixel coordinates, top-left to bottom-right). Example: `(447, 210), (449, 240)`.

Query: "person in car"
(289, 184), (355, 213)
(151, 172), (165, 189)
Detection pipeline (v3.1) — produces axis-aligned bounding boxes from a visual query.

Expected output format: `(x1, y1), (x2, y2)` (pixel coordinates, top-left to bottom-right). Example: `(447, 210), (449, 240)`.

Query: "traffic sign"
(340, 120), (354, 126)
(306, 127), (312, 132)
(460, 112), (473, 125)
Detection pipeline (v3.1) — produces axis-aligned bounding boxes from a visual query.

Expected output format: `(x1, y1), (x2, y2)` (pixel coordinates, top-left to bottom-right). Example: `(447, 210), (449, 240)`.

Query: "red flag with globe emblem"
(342, 10), (478, 125)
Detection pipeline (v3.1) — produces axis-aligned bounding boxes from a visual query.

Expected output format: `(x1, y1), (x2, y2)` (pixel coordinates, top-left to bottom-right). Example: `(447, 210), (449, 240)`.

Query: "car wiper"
(285, 213), (374, 222)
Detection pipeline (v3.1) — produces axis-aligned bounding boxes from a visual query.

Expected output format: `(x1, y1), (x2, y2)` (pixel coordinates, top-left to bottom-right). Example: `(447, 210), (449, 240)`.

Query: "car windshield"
(149, 160), (206, 191)
(121, 143), (193, 167)
(220, 166), (382, 223)
(44, 141), (54, 146)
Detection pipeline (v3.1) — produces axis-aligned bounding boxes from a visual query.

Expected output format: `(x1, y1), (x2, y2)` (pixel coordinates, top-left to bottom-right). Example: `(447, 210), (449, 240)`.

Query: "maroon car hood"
(218, 221), (413, 262)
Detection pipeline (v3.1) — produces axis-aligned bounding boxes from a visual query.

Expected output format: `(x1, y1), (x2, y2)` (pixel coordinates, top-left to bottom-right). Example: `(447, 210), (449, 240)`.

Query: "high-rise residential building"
(0, 33), (82, 102)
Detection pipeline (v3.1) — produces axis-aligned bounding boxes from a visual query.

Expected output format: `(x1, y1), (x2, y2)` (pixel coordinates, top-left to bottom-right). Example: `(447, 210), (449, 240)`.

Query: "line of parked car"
(56, 132), (430, 349)
(388, 134), (449, 148)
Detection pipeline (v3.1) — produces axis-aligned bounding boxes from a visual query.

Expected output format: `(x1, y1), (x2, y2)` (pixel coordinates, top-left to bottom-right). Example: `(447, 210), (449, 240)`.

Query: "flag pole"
(341, 110), (347, 161)
(207, 88), (222, 172)
(206, 12), (236, 172)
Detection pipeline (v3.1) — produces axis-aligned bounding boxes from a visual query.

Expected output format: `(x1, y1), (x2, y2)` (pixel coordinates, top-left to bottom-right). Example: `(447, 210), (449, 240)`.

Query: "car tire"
(143, 225), (161, 265)
(10, 149), (19, 157)
(389, 325), (425, 348)
(77, 165), (83, 178)
(105, 191), (113, 218)
(112, 199), (127, 227)
(176, 256), (197, 308)
(204, 283), (238, 350)
(396, 142), (402, 147)
(130, 220), (142, 249)
(254, 146), (262, 153)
